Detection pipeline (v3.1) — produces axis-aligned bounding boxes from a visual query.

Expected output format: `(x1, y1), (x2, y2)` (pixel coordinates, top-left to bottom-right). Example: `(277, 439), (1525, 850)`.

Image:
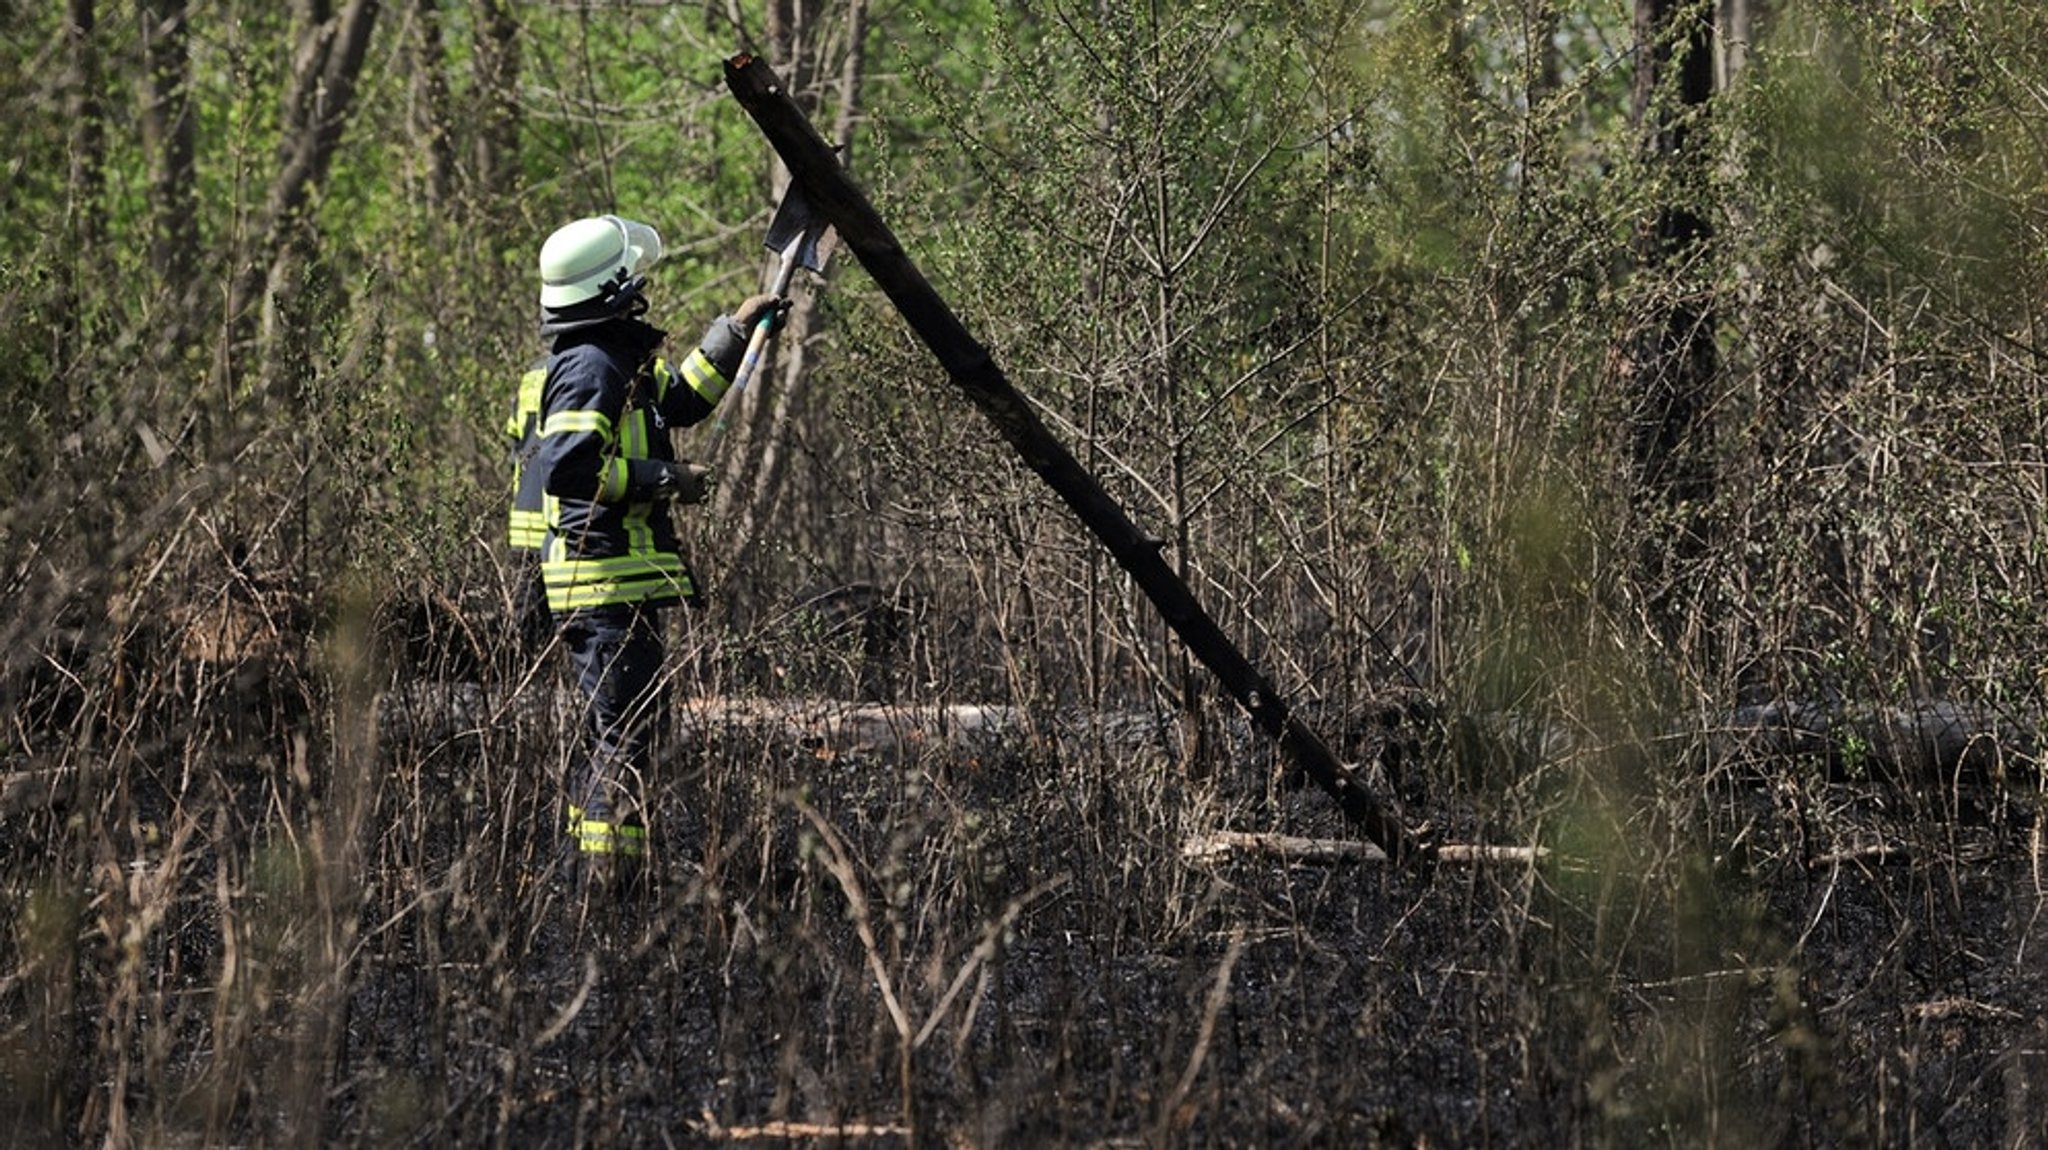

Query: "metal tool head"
(763, 181), (838, 273)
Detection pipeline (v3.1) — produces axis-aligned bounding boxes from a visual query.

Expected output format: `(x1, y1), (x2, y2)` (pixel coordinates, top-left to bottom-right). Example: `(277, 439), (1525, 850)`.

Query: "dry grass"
(5, 508), (2047, 1150)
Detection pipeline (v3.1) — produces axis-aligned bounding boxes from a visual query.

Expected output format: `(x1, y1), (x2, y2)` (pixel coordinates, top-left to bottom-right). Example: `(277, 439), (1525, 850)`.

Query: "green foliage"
(1684, 0), (2048, 702)
(1743, 0), (2048, 325)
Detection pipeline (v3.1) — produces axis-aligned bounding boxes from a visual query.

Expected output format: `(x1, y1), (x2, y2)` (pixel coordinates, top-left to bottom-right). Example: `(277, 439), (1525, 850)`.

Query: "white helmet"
(537, 215), (665, 309)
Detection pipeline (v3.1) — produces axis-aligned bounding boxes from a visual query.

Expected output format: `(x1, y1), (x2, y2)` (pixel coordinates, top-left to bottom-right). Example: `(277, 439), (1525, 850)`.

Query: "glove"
(734, 292), (790, 332)
(648, 460), (714, 505)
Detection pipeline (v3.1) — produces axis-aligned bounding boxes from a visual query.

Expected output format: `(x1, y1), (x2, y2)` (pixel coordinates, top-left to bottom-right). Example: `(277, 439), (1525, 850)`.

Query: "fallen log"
(682, 696), (1030, 749)
(1713, 698), (2035, 783)
(369, 676), (2042, 789)
(697, 1114), (910, 1142)
(373, 683), (1065, 766)
(1461, 697), (2041, 785)
(1183, 830), (1545, 867)
(1, 767), (73, 817)
(7, 681), (2025, 832)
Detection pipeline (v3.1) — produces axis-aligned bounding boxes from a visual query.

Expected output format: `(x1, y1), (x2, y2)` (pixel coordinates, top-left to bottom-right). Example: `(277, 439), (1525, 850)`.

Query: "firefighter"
(529, 213), (779, 893)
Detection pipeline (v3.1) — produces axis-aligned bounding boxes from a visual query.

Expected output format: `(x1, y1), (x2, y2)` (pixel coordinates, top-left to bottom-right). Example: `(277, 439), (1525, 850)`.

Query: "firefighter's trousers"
(557, 604), (668, 857)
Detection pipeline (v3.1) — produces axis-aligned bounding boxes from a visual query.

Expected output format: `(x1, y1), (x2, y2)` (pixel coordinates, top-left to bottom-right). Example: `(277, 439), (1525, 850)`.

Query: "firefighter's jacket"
(533, 315), (743, 613)
(503, 361), (549, 551)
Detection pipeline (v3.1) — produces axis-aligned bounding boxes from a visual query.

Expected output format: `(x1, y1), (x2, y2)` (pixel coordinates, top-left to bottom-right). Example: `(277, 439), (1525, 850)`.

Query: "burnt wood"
(722, 53), (1428, 866)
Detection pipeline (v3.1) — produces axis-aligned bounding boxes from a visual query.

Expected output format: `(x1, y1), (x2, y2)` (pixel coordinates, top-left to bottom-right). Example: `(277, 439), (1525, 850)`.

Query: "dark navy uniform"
(532, 312), (747, 861)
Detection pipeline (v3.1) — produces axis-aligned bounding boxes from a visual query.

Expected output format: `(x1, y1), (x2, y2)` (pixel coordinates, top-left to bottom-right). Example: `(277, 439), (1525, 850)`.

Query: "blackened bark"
(724, 54), (1429, 867)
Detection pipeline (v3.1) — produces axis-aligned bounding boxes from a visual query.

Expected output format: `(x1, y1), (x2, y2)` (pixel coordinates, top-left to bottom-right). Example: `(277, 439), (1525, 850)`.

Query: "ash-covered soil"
(8, 692), (2048, 1148)
(330, 714), (2048, 1147)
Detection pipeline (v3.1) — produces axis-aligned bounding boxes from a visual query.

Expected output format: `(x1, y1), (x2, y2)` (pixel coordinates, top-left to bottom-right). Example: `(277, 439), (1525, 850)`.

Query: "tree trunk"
(1717, 0), (1756, 89)
(139, 0), (197, 306)
(63, 0), (103, 256)
(217, 0), (381, 391)
(1529, 0), (1563, 107)
(1628, 0), (1717, 561)
(410, 0), (455, 208)
(468, 0), (522, 218)
(1184, 831), (1544, 867)
(58, 0), (104, 397)
(725, 54), (1428, 866)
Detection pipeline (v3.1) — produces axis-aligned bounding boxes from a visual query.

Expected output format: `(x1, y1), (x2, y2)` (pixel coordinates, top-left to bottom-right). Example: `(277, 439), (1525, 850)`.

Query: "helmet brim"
(616, 218), (665, 275)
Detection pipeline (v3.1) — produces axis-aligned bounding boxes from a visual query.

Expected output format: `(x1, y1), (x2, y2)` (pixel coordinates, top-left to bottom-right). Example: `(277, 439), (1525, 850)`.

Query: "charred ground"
(4, 582), (2047, 1148)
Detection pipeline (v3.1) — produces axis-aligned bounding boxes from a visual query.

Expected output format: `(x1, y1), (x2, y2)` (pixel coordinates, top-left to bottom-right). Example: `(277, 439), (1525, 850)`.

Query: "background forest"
(7, 0), (2048, 1145)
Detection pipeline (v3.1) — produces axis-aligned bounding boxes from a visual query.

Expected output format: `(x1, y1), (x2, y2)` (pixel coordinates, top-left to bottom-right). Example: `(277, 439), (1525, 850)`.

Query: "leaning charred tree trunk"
(724, 54), (1427, 866)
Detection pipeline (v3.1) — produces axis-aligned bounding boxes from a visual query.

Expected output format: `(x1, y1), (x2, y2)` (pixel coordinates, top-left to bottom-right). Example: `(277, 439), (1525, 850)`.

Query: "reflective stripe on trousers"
(565, 805), (647, 856)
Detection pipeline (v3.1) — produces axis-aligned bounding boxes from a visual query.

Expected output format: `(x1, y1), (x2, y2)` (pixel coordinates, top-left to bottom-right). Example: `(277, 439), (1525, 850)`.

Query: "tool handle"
(730, 315), (777, 395)
(728, 241), (803, 395)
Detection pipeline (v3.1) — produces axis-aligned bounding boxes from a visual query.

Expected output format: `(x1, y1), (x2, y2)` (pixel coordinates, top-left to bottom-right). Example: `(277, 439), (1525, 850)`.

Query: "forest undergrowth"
(4, 494), (2047, 1149)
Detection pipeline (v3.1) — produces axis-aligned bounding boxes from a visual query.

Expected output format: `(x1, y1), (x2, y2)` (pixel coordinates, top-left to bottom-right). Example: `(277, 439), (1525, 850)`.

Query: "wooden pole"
(722, 54), (1429, 867)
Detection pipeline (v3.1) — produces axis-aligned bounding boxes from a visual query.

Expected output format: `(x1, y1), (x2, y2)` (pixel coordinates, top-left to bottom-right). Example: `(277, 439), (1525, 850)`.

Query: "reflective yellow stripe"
(541, 565), (694, 610)
(620, 409), (655, 547)
(542, 553), (691, 611)
(542, 410), (613, 438)
(626, 503), (655, 555)
(576, 818), (647, 856)
(543, 553), (681, 582)
(622, 408), (646, 457)
(507, 368), (546, 438)
(508, 509), (547, 550)
(597, 457), (629, 503)
(546, 574), (693, 611)
(679, 349), (731, 404)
